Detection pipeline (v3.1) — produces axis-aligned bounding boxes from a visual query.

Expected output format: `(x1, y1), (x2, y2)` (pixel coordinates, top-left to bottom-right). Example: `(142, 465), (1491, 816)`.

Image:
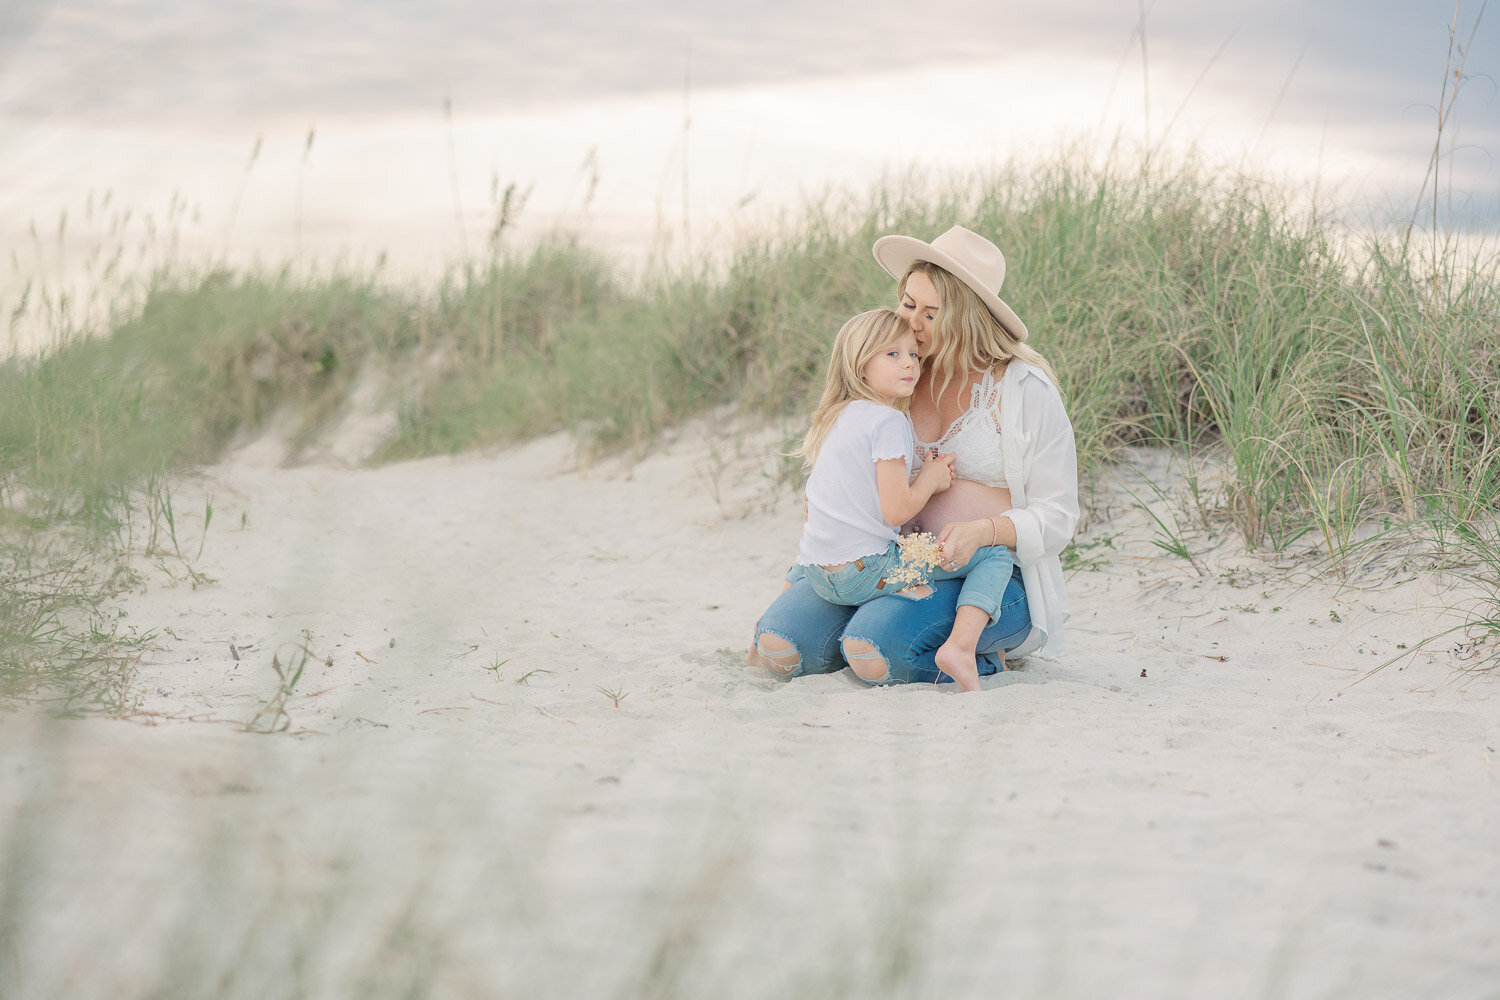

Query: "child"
(790, 307), (1013, 691)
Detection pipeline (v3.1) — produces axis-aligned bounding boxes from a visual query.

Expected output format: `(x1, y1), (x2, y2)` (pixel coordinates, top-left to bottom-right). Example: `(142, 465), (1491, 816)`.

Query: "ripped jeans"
(752, 563), (1031, 685)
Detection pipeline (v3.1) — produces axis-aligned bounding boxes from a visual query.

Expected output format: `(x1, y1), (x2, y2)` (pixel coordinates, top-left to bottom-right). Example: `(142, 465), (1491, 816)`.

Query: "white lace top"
(912, 368), (1009, 488)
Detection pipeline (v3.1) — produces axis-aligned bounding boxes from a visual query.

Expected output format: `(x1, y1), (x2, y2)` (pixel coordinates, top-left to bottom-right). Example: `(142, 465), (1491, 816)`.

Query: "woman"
(750, 225), (1079, 686)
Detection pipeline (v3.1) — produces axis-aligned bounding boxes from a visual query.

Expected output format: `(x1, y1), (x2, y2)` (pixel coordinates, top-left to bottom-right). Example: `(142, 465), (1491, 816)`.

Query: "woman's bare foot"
(934, 640), (981, 692)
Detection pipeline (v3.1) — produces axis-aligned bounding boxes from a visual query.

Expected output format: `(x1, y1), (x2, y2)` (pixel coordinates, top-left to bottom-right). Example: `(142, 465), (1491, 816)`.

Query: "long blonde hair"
(796, 308), (911, 468)
(902, 261), (1058, 404)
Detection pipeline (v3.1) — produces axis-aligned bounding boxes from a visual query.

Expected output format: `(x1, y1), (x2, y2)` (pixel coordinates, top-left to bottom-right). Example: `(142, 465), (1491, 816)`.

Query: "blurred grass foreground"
(3, 153), (1500, 707)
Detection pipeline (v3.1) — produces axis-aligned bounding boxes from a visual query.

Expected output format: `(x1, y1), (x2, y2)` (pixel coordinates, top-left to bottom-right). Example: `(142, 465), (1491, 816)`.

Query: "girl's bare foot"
(935, 641), (981, 692)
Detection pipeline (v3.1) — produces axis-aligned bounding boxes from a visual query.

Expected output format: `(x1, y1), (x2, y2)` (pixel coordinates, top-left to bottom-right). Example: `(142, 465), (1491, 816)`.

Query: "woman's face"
(897, 270), (941, 358)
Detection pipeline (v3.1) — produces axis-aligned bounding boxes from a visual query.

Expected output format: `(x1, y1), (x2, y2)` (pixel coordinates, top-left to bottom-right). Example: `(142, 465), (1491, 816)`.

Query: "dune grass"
(3, 152), (1499, 705)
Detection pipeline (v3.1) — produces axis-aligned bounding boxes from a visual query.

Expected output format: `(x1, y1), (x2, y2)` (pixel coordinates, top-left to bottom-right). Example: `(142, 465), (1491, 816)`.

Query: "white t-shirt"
(796, 400), (914, 566)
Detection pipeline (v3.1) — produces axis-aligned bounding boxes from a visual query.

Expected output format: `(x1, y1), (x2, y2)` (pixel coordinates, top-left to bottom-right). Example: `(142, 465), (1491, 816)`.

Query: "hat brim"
(873, 234), (1029, 343)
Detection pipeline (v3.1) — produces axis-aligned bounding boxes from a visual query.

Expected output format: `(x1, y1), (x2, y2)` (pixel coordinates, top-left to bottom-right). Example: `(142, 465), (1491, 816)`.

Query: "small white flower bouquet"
(889, 531), (944, 586)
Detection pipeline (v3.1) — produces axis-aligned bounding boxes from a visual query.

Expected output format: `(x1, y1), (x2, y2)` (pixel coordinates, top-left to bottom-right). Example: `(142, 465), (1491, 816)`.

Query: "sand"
(2, 417), (1498, 999)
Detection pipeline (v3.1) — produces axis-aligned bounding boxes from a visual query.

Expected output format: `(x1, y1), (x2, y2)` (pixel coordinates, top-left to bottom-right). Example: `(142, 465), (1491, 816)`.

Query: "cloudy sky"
(1, 0), (1495, 281)
(3, 1), (1492, 127)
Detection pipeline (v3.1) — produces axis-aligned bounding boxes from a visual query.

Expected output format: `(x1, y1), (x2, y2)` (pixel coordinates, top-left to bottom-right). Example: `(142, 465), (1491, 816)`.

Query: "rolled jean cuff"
(957, 593), (1001, 625)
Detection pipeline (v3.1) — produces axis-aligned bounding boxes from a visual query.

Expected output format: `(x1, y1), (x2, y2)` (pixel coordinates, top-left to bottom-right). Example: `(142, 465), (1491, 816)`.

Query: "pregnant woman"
(750, 225), (1079, 687)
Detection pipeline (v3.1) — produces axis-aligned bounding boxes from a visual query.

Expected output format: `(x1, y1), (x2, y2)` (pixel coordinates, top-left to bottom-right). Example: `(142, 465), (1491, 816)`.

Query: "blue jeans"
(799, 542), (1012, 624)
(754, 563), (1031, 685)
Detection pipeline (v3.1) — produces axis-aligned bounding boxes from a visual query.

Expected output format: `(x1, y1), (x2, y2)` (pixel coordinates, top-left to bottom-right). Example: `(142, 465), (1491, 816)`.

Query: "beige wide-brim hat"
(872, 225), (1029, 342)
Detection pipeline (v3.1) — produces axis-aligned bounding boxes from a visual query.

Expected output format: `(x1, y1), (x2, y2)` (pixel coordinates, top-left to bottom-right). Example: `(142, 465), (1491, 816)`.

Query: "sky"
(1, 1), (1492, 123)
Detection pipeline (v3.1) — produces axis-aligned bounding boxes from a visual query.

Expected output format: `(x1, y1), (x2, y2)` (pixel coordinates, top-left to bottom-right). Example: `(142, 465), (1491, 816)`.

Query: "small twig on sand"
(536, 705), (576, 725)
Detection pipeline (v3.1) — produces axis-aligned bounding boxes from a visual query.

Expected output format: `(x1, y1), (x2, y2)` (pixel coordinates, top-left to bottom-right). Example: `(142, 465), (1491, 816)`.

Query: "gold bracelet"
(990, 516), (999, 547)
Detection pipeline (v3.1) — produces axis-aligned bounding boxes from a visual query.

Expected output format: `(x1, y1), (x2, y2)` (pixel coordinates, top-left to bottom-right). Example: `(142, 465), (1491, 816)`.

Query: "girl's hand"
(915, 452), (955, 495)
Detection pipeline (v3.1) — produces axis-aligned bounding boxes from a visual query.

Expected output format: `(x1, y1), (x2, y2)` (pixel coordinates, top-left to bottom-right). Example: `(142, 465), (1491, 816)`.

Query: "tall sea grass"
(3, 151), (1498, 703)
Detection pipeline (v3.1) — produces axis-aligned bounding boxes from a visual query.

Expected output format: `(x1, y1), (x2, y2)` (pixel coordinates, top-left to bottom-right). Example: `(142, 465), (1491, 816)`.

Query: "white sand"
(2, 418), (1497, 998)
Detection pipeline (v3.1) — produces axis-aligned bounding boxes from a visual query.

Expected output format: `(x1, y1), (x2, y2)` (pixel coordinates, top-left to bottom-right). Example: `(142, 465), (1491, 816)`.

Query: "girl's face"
(897, 270), (942, 358)
(861, 331), (922, 401)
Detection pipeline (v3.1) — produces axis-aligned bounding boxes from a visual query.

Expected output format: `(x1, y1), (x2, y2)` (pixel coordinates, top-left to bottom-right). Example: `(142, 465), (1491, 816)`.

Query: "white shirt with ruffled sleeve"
(796, 400), (913, 567)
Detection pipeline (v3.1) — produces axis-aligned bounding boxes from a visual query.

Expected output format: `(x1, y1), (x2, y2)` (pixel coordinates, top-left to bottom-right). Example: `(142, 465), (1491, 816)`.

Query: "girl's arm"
(876, 453), (953, 527)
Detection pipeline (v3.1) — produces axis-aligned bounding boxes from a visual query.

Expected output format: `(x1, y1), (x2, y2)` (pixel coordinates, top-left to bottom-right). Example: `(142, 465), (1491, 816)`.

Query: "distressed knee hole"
(897, 584), (933, 599)
(753, 633), (801, 675)
(842, 637), (891, 684)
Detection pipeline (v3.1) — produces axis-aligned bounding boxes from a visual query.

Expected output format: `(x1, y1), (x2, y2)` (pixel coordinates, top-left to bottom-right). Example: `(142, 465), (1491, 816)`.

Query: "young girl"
(789, 307), (1013, 691)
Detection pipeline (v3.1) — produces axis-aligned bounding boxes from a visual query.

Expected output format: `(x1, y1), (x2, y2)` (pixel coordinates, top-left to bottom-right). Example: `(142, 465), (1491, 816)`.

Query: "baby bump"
(914, 479), (1013, 534)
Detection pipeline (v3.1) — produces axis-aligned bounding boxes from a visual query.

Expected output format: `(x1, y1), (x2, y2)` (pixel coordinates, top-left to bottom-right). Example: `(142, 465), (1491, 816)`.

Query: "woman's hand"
(936, 516), (1011, 570)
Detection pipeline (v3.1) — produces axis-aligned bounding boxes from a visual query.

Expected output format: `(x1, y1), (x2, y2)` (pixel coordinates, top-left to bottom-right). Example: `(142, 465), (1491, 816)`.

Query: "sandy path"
(1, 424), (1496, 999)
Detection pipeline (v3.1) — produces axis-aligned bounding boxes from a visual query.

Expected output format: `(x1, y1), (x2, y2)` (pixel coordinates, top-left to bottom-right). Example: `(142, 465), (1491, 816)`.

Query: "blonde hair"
(901, 261), (1058, 404)
(796, 308), (911, 468)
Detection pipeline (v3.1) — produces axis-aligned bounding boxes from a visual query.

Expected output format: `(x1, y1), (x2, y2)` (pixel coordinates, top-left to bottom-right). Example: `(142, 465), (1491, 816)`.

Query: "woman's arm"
(999, 376), (1079, 565)
(933, 375), (1078, 568)
(876, 453), (953, 527)
(936, 512), (1016, 567)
